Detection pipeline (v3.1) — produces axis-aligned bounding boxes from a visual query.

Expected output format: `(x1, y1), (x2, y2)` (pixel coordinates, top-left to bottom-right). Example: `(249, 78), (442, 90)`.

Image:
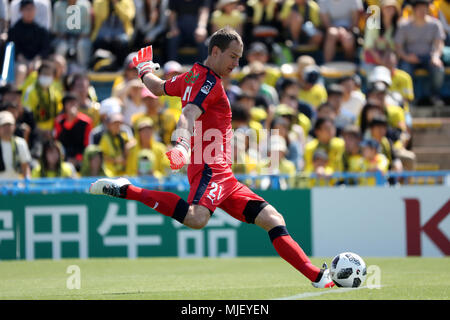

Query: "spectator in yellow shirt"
(31, 139), (77, 178)
(298, 64), (328, 109)
(304, 117), (345, 173)
(126, 117), (170, 177)
(357, 138), (389, 186)
(211, 0), (245, 35)
(98, 112), (130, 176)
(22, 60), (63, 133)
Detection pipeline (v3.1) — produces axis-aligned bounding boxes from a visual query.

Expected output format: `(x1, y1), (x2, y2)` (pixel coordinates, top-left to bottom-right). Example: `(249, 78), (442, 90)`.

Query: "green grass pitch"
(0, 257), (449, 300)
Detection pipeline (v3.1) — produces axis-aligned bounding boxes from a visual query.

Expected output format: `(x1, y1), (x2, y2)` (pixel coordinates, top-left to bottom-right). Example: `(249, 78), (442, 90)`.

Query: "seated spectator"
(341, 124), (362, 173)
(304, 149), (335, 187)
(133, 0), (169, 49)
(367, 115), (403, 172)
(126, 118), (169, 177)
(278, 77), (314, 120)
(91, 0), (136, 69)
(368, 81), (409, 145)
(10, 0), (51, 30)
(395, 0), (446, 106)
(245, 61), (280, 107)
(22, 61), (63, 136)
(8, 0), (50, 86)
(297, 60), (328, 109)
(80, 144), (112, 177)
(244, 42), (281, 88)
(54, 94), (93, 170)
(89, 97), (134, 145)
(326, 83), (355, 134)
(438, 0), (450, 45)
(319, 0), (363, 62)
(131, 87), (164, 142)
(338, 75), (366, 118)
(121, 79), (146, 126)
(238, 73), (271, 125)
(0, 84), (37, 151)
(98, 112), (132, 176)
(316, 102), (337, 124)
(231, 128), (261, 176)
(31, 139), (77, 178)
(280, 0), (323, 47)
(271, 114), (305, 170)
(211, 0), (245, 35)
(260, 134), (296, 190)
(0, 110), (31, 179)
(167, 0), (209, 61)
(66, 73), (101, 127)
(244, 0), (283, 50)
(362, 0), (400, 70)
(52, 0), (92, 70)
(356, 138), (389, 186)
(304, 117), (345, 174)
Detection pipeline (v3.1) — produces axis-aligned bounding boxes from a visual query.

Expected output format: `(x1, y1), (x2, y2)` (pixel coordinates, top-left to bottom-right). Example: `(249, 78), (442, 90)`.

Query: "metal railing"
(0, 171), (449, 195)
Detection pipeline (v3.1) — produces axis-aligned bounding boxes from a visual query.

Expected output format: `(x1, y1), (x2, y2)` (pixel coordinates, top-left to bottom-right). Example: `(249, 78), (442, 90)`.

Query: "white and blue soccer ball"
(330, 252), (367, 288)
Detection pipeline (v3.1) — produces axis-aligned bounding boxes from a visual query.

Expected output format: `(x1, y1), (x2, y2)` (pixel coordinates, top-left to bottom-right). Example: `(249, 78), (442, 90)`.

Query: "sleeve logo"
(200, 80), (214, 94)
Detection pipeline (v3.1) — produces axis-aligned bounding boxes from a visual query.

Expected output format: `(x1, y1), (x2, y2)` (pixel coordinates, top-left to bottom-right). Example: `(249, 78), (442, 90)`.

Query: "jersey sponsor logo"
(184, 70), (199, 84)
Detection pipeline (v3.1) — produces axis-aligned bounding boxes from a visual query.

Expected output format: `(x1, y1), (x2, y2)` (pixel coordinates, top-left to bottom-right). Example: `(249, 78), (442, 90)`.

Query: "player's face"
(216, 40), (243, 77)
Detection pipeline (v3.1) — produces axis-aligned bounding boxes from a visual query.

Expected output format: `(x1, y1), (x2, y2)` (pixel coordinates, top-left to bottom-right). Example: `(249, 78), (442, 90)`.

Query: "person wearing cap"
(297, 61), (328, 109)
(0, 110), (31, 179)
(52, 0), (92, 69)
(80, 144), (112, 177)
(126, 117), (169, 177)
(112, 52), (140, 96)
(8, 0), (50, 86)
(89, 96), (134, 145)
(362, 0), (401, 69)
(244, 42), (281, 88)
(131, 86), (164, 142)
(356, 138), (389, 186)
(279, 0), (323, 47)
(31, 138), (77, 178)
(318, 0), (363, 62)
(54, 93), (93, 170)
(211, 0), (244, 35)
(303, 117), (345, 174)
(98, 111), (131, 176)
(395, 0), (446, 106)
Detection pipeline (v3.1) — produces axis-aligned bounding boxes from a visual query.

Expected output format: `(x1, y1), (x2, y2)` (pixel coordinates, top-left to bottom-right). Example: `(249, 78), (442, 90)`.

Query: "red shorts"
(187, 164), (267, 223)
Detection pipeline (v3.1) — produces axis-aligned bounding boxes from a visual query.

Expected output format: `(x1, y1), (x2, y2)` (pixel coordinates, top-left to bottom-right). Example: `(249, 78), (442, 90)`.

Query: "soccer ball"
(330, 252), (367, 288)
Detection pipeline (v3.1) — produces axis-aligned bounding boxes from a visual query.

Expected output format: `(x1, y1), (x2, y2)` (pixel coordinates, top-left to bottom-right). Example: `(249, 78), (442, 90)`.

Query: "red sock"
(270, 226), (320, 282)
(125, 185), (189, 223)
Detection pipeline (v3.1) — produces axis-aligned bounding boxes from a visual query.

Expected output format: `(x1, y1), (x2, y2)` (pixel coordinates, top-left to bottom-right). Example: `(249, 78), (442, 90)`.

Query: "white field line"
(274, 285), (383, 300)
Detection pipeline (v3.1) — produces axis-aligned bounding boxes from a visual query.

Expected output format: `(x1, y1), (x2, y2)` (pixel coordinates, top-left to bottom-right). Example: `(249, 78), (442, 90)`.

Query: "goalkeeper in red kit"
(90, 27), (334, 288)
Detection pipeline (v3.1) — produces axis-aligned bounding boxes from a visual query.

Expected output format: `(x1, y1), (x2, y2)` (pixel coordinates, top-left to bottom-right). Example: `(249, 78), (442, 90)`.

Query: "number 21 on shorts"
(207, 182), (223, 204)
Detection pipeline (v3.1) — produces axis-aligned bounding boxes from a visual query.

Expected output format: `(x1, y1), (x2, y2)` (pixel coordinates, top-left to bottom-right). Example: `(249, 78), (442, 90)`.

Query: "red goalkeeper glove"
(131, 45), (160, 79)
(166, 137), (190, 171)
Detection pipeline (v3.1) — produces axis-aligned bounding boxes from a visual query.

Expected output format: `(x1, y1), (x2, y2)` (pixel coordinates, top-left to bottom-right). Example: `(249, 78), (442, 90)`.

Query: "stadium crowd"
(0, 0), (449, 187)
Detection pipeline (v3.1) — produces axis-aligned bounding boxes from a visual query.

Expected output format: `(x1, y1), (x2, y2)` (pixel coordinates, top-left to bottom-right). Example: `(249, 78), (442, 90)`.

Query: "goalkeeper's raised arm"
(131, 45), (166, 96)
